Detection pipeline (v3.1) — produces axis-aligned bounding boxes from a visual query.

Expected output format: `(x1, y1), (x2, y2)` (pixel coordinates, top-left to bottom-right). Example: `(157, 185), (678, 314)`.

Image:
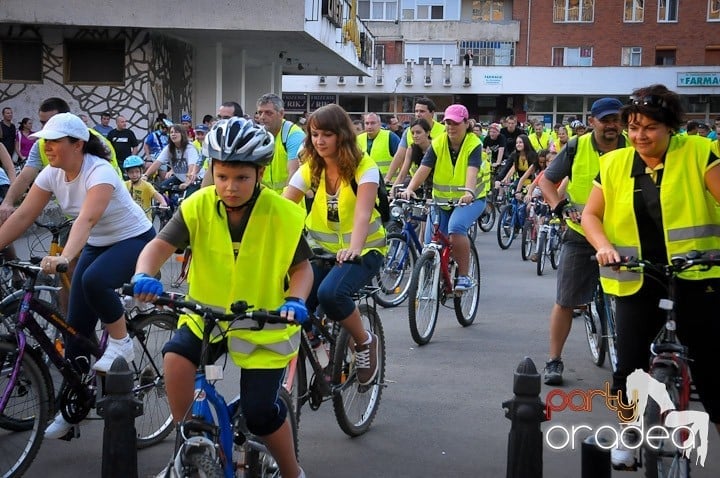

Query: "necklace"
(326, 174), (341, 194)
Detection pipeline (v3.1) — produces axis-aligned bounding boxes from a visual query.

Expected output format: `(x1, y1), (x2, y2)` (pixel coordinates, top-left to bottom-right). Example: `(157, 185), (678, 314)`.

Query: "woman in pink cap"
(400, 104), (489, 291)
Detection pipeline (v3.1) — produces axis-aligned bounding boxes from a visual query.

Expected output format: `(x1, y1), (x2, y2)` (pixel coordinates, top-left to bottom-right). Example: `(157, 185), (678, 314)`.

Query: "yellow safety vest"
(529, 131), (551, 152)
(263, 120), (304, 194)
(301, 154), (387, 256)
(431, 132), (485, 201)
(178, 186), (304, 368)
(598, 135), (720, 296)
(357, 130), (393, 177)
(39, 128), (121, 176)
(564, 134), (602, 237)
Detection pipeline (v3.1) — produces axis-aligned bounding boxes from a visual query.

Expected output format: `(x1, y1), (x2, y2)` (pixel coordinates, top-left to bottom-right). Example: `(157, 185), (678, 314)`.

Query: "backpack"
(350, 175), (391, 223)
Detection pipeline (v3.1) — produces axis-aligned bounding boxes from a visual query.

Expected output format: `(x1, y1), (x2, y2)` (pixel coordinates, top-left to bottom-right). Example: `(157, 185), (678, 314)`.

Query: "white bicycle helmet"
(570, 120), (585, 129)
(207, 117), (274, 166)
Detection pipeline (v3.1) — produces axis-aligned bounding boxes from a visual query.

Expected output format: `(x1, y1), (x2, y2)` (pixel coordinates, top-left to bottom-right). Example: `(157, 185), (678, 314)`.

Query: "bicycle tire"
(454, 244), (480, 327)
(286, 345), (306, 427)
(584, 285), (606, 367)
(549, 229), (561, 270)
(0, 340), (52, 478)
(408, 249), (440, 345)
(521, 221), (533, 261)
(478, 204), (496, 232)
(536, 231), (547, 276)
(185, 448), (224, 478)
(496, 206), (515, 249)
(373, 233), (417, 308)
(246, 388), (298, 477)
(604, 294), (619, 373)
(331, 304), (385, 437)
(129, 312), (177, 448)
(161, 251), (187, 294)
(468, 220), (477, 243)
(642, 366), (691, 478)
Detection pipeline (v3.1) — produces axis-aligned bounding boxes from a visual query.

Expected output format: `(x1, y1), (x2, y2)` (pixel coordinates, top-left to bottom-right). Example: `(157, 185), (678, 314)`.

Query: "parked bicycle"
(601, 251), (720, 477)
(285, 252), (386, 437)
(372, 198), (426, 308)
(123, 286), (298, 478)
(407, 195), (481, 345)
(496, 185), (526, 250)
(0, 258), (176, 477)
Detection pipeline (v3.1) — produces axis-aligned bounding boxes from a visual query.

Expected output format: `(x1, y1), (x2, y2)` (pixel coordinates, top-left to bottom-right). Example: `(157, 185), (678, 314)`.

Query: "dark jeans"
(65, 227), (155, 364)
(306, 250), (383, 320)
(159, 175), (200, 203)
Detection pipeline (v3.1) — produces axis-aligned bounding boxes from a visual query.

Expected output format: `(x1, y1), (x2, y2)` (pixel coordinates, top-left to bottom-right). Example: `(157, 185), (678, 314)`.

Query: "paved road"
(15, 228), (720, 477)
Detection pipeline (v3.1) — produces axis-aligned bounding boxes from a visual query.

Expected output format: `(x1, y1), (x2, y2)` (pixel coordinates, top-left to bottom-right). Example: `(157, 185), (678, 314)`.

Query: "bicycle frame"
(425, 202), (457, 294)
(34, 219), (74, 290)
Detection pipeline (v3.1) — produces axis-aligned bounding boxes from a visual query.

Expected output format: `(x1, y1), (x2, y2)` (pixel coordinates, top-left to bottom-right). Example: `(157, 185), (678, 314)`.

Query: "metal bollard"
(581, 435), (611, 478)
(502, 357), (547, 478)
(97, 357), (143, 478)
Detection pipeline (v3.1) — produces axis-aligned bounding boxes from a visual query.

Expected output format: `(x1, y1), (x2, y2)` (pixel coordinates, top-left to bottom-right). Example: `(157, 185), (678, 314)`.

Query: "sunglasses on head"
(629, 95), (667, 109)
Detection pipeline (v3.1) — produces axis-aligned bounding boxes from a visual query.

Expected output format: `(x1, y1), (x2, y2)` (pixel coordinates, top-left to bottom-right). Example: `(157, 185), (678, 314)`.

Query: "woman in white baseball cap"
(0, 112), (156, 437)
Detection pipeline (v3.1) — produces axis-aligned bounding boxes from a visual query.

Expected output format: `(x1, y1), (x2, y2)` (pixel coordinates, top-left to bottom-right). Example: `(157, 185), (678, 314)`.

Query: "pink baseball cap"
(443, 104), (469, 123)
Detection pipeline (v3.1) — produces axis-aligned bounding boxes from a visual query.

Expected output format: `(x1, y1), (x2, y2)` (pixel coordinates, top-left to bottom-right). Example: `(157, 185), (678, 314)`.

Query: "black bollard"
(97, 357), (143, 478)
(503, 357), (547, 478)
(581, 435), (611, 478)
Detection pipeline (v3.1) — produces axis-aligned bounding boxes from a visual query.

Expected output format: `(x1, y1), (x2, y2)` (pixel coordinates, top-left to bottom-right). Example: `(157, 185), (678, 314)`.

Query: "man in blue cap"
(538, 97), (627, 386)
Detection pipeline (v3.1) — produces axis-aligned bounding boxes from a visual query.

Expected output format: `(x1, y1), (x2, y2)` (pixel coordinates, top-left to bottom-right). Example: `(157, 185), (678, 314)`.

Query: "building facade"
(283, 0), (720, 127)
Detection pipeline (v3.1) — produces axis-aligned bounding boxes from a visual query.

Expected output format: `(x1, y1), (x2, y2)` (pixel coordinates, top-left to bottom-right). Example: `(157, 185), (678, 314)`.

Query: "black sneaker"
(354, 332), (379, 386)
(543, 358), (564, 385)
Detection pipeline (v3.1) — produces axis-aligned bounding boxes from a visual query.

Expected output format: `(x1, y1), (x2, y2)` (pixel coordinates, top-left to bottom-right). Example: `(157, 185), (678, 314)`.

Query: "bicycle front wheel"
(642, 366), (690, 478)
(408, 249), (440, 345)
(549, 229), (562, 270)
(478, 204), (496, 232)
(536, 231), (547, 276)
(604, 294), (619, 373)
(584, 285), (607, 367)
(331, 304), (385, 437)
(521, 221), (534, 261)
(129, 312), (177, 448)
(0, 341), (52, 478)
(496, 206), (515, 249)
(184, 448), (224, 478)
(373, 233), (416, 308)
(454, 244), (480, 326)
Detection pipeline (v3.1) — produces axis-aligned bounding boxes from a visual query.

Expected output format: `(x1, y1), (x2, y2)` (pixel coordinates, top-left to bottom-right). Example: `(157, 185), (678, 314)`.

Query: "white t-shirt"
(155, 144), (199, 182)
(34, 154), (151, 247)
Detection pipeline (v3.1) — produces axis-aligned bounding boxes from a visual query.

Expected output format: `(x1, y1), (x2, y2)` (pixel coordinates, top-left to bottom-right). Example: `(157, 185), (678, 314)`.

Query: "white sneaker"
(611, 446), (636, 469)
(92, 336), (135, 372)
(45, 413), (76, 439)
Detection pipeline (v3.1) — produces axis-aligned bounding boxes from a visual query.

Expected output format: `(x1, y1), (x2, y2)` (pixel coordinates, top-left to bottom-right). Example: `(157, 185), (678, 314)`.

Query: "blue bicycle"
(496, 185), (526, 250)
(125, 288), (298, 478)
(373, 198), (427, 308)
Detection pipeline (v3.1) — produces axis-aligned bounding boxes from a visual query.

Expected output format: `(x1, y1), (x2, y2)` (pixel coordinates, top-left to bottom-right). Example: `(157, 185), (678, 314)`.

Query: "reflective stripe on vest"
(302, 154), (387, 255)
(431, 132), (482, 201)
(178, 186), (305, 368)
(357, 130), (393, 176)
(598, 135), (720, 296)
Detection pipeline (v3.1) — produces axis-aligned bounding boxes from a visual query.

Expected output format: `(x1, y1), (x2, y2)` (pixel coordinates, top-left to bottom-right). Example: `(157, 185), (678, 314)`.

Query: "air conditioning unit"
(375, 75), (384, 86)
(424, 62), (432, 86)
(404, 74), (413, 85)
(318, 76), (326, 85)
(404, 60), (413, 85)
(424, 76), (432, 86)
(443, 78), (451, 86)
(337, 76), (346, 85)
(356, 75), (365, 86)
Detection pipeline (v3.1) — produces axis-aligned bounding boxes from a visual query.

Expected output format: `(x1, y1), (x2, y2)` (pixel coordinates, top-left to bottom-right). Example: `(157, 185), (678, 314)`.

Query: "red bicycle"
(407, 192), (481, 345)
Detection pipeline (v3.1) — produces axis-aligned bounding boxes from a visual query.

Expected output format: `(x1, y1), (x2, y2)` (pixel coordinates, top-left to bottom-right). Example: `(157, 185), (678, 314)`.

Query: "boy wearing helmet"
(123, 155), (167, 220)
(131, 117), (311, 478)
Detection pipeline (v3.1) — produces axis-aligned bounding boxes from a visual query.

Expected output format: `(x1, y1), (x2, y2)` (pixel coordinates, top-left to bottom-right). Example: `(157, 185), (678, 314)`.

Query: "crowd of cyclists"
(0, 84), (719, 475)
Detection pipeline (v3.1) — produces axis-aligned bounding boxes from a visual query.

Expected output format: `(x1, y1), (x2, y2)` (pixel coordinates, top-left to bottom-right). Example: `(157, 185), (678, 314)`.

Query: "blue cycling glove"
(279, 297), (308, 324)
(132, 273), (164, 297)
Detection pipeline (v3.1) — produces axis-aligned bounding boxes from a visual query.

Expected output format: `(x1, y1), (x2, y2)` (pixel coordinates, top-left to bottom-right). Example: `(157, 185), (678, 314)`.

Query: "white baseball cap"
(31, 112), (90, 142)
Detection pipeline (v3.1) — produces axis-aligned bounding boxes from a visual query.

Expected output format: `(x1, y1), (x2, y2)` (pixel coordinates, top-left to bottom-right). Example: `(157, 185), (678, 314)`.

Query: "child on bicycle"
(132, 117), (311, 478)
(123, 155), (167, 221)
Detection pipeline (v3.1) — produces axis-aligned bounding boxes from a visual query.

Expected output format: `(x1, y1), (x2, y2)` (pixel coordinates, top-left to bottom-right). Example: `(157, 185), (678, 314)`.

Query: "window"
(621, 47), (642, 66)
(460, 41), (514, 66)
(0, 39), (43, 82)
(552, 47), (593, 66)
(418, 56), (443, 65)
(655, 48), (676, 65)
(401, 0), (457, 20)
(374, 44), (385, 65)
(405, 42), (455, 64)
(553, 0), (594, 22)
(624, 0), (644, 22)
(710, 0), (720, 21)
(472, 0), (506, 21)
(657, 0), (678, 22)
(417, 4), (444, 19)
(358, 0), (398, 20)
(65, 40), (125, 85)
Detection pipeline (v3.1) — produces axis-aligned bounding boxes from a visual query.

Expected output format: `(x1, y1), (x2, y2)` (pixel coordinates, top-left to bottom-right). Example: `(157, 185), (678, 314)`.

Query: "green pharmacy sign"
(677, 72), (720, 86)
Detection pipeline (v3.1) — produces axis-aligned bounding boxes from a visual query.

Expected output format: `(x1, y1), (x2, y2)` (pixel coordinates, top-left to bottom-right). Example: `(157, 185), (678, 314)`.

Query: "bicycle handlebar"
(33, 218), (74, 234)
(592, 250), (720, 275)
(121, 284), (290, 326)
(311, 251), (362, 265)
(2, 257), (68, 274)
